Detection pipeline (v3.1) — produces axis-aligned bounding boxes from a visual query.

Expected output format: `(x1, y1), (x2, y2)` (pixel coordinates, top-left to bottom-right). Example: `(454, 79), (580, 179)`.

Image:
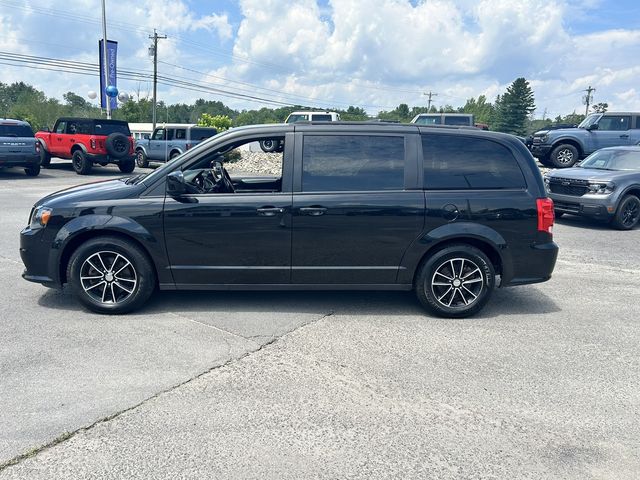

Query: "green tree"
(591, 102), (608, 114)
(493, 78), (535, 135)
(197, 113), (232, 131)
(460, 95), (494, 125)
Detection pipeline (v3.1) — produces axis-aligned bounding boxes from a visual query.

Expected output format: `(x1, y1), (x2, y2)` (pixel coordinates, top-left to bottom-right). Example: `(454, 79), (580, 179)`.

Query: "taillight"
(537, 198), (554, 236)
(185, 143), (192, 150)
(35, 142), (41, 154)
(90, 139), (96, 149)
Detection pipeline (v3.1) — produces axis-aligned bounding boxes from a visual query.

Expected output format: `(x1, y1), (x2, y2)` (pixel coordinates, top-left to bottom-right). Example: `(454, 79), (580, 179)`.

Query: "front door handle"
(299, 207), (327, 216)
(257, 207), (284, 217)
(620, 134), (629, 138)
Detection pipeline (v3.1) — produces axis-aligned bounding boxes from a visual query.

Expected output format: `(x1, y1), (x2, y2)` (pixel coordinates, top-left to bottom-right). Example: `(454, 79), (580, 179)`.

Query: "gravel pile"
(225, 151), (283, 176)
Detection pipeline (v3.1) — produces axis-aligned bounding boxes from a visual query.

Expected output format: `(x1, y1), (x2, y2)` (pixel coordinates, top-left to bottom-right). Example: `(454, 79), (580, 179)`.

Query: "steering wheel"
(212, 161), (235, 193)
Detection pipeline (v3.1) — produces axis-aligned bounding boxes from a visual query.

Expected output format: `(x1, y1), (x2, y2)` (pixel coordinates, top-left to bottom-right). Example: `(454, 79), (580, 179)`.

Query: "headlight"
(539, 134), (549, 143)
(587, 183), (615, 195)
(29, 207), (52, 229)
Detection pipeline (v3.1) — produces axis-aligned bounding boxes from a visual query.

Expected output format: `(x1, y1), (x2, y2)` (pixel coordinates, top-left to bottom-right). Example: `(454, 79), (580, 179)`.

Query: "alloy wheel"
(622, 198), (640, 227)
(430, 258), (484, 308)
(80, 251), (137, 304)
(556, 149), (574, 165)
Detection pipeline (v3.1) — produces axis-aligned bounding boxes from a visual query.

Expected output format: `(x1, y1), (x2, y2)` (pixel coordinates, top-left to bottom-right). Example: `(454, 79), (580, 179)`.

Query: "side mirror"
(143, 134), (150, 140)
(166, 171), (186, 196)
(587, 123), (599, 131)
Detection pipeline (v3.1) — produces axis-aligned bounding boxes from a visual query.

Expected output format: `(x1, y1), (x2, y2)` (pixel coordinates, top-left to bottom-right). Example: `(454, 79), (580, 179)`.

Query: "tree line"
(1, 78), (603, 136)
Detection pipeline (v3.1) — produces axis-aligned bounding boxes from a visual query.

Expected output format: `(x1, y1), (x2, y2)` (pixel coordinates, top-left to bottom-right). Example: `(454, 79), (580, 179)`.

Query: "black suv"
(20, 123), (558, 318)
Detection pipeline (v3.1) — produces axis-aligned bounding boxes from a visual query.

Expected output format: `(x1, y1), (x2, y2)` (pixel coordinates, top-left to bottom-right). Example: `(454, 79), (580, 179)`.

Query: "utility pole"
(423, 91), (438, 111)
(100, 0), (110, 119)
(583, 85), (595, 116)
(149, 29), (167, 130)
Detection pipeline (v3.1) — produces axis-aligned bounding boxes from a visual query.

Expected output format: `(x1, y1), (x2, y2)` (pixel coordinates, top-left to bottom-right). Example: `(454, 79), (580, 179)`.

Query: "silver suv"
(0, 119), (41, 176)
(531, 112), (640, 168)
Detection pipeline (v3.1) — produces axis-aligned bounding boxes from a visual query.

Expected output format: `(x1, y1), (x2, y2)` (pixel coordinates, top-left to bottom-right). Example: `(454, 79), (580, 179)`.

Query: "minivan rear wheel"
(415, 245), (495, 318)
(67, 236), (156, 314)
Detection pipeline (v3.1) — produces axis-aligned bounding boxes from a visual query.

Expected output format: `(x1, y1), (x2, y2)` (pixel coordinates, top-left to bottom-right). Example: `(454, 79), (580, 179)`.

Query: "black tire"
(118, 159), (135, 174)
(611, 195), (640, 230)
(550, 144), (579, 168)
(136, 149), (149, 168)
(538, 156), (553, 167)
(415, 244), (495, 318)
(170, 151), (180, 160)
(259, 139), (279, 153)
(40, 148), (51, 167)
(24, 164), (41, 176)
(105, 133), (130, 159)
(72, 150), (92, 175)
(67, 236), (156, 314)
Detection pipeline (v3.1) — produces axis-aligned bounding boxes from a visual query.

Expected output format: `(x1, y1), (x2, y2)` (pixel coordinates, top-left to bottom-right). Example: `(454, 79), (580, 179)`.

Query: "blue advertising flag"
(98, 39), (118, 110)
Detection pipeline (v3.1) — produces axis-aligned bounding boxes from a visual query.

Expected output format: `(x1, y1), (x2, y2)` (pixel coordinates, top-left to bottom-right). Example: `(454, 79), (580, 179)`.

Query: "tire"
(611, 195), (640, 230)
(118, 159), (135, 174)
(40, 149), (52, 167)
(550, 144), (579, 168)
(105, 133), (130, 159)
(170, 151), (180, 160)
(259, 139), (279, 153)
(72, 150), (92, 175)
(136, 149), (149, 168)
(554, 210), (564, 219)
(67, 236), (156, 314)
(24, 164), (41, 176)
(415, 244), (495, 318)
(538, 156), (553, 167)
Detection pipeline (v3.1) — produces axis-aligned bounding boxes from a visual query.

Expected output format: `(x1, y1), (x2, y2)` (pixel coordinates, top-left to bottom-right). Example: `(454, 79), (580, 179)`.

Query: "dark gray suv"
(546, 146), (640, 229)
(0, 119), (41, 176)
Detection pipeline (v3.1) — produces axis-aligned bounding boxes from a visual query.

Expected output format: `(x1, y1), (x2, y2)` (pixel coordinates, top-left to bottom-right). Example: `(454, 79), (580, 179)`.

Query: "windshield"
(578, 114), (601, 129)
(0, 124), (34, 137)
(580, 149), (640, 171)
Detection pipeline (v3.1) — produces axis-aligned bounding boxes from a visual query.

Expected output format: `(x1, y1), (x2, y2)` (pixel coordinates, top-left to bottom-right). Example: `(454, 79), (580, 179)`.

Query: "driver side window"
(152, 129), (166, 141)
(182, 136), (285, 195)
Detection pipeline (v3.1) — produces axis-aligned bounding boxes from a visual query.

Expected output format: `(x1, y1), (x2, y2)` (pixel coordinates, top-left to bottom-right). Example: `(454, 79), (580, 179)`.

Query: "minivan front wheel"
(415, 245), (495, 318)
(67, 236), (156, 314)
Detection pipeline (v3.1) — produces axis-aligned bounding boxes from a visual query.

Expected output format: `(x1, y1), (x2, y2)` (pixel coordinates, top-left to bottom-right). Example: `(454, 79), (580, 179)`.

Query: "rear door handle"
(257, 207), (284, 217)
(299, 207), (327, 216)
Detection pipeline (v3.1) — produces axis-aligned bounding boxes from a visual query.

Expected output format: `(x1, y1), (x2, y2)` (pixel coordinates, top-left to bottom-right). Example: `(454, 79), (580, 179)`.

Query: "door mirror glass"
(587, 123), (599, 131)
(143, 134), (150, 140)
(166, 171), (186, 196)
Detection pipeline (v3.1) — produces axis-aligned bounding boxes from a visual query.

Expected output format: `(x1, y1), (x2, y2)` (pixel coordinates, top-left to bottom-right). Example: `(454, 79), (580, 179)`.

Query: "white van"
(285, 111), (341, 123)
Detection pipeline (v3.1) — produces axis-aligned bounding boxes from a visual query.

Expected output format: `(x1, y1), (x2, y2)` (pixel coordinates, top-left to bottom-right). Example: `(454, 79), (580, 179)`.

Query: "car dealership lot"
(1, 162), (639, 478)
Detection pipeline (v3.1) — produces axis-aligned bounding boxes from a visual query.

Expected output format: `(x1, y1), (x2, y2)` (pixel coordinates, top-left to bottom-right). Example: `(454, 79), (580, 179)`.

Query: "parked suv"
(546, 146), (640, 229)
(36, 118), (135, 175)
(285, 111), (341, 123)
(531, 112), (640, 168)
(411, 113), (475, 127)
(20, 123), (558, 317)
(0, 119), (41, 176)
(135, 124), (217, 167)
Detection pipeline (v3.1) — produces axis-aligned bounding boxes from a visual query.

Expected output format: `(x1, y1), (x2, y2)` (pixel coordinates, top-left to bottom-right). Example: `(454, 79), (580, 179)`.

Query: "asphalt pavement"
(0, 160), (638, 479)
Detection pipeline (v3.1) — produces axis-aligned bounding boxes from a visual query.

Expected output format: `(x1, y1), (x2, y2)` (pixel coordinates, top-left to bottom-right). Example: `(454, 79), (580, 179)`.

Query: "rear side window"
(311, 114), (332, 121)
(94, 122), (131, 136)
(302, 135), (405, 192)
(0, 124), (34, 137)
(422, 134), (526, 190)
(175, 129), (187, 140)
(189, 127), (217, 140)
(443, 116), (472, 126)
(635, 117), (640, 129)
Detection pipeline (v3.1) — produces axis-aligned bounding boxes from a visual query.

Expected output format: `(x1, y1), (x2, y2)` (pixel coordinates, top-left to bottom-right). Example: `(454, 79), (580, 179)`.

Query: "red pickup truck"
(36, 117), (135, 175)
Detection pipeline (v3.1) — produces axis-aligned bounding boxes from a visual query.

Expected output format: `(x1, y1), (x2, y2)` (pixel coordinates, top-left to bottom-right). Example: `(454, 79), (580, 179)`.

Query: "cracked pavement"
(1, 163), (639, 478)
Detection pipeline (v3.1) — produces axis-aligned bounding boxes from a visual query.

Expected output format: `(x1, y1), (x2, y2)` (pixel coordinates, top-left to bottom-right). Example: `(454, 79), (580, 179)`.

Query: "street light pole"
(101, 0), (111, 119)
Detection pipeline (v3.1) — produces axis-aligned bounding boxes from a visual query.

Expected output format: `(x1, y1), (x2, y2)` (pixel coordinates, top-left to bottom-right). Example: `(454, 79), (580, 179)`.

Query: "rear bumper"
(0, 153), (40, 168)
(86, 153), (135, 164)
(503, 241), (559, 287)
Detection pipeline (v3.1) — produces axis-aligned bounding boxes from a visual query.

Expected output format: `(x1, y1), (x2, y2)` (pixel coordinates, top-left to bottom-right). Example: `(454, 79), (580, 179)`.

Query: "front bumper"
(549, 192), (615, 219)
(20, 226), (60, 288)
(0, 153), (40, 168)
(530, 143), (552, 158)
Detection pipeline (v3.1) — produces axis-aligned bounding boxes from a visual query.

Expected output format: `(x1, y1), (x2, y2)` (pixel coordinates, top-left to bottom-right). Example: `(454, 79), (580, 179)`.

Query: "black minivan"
(20, 123), (558, 318)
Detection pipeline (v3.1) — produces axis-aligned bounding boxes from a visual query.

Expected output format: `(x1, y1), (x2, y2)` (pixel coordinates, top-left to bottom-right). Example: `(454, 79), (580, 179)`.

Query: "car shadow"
(0, 169), (57, 180)
(555, 214), (612, 231)
(43, 162), (130, 176)
(37, 285), (560, 319)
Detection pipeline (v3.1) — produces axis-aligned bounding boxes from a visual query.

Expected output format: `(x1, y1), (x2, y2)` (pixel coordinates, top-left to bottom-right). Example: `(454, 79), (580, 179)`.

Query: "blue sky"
(1, 0), (639, 117)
